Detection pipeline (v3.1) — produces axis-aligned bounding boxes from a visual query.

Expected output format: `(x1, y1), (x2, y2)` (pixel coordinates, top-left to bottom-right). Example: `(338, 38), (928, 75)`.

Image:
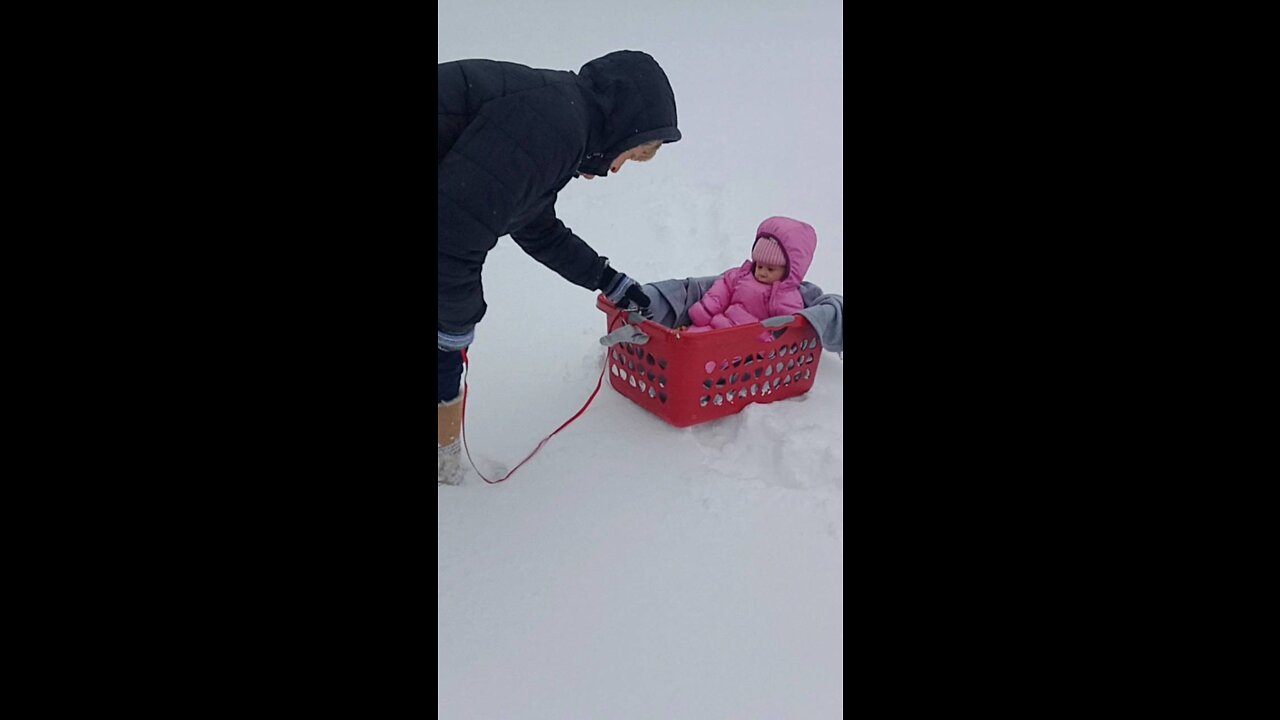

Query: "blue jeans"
(438, 348), (463, 404)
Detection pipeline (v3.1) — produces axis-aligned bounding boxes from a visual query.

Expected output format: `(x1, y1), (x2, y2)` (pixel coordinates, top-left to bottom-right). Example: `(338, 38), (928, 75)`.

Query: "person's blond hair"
(631, 140), (663, 162)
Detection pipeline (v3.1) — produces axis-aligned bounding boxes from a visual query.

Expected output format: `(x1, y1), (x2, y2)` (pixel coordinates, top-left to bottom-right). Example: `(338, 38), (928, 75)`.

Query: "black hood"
(576, 50), (681, 177)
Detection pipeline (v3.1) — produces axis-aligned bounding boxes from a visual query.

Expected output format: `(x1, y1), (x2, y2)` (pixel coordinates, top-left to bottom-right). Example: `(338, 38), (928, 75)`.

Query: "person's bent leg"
(438, 348), (464, 485)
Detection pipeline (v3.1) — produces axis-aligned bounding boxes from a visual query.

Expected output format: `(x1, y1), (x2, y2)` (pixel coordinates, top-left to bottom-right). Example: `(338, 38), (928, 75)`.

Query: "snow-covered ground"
(439, 2), (843, 716)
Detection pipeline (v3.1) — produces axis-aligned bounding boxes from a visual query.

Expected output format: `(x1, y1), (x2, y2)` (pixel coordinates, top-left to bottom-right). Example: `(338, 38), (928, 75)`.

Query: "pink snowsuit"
(687, 216), (817, 332)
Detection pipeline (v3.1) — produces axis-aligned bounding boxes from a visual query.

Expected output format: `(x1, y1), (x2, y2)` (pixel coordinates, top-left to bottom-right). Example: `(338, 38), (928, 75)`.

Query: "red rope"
(459, 346), (611, 484)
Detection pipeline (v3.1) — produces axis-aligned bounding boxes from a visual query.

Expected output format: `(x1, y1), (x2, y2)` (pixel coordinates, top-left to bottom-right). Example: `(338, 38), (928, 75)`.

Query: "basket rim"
(596, 294), (815, 339)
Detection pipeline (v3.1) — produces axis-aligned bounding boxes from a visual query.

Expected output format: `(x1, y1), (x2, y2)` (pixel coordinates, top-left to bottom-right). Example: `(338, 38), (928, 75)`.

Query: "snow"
(439, 2), (843, 716)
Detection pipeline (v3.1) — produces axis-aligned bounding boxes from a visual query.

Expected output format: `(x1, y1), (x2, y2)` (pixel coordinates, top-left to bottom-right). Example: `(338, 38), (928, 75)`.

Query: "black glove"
(622, 283), (650, 310)
(599, 265), (651, 311)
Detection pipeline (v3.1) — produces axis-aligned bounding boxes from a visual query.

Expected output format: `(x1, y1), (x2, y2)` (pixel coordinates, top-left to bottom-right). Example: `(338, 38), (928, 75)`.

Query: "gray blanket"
(641, 277), (844, 354)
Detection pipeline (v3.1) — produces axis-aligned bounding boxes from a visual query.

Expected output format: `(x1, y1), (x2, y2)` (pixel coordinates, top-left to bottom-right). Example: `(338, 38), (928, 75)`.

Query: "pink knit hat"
(752, 236), (787, 266)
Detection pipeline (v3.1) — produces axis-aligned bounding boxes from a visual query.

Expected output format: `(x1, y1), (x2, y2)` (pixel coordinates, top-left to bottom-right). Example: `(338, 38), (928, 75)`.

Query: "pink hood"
(751, 216), (817, 282)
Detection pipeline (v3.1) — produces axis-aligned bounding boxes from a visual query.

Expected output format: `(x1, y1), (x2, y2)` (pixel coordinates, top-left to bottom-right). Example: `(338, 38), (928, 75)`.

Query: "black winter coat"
(437, 50), (681, 335)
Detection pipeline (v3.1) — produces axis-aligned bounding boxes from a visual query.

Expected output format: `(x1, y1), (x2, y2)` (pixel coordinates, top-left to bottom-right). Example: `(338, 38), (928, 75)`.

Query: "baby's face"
(754, 262), (785, 284)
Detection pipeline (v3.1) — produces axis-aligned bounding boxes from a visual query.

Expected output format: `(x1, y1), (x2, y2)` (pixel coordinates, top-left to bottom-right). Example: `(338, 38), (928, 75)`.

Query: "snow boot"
(438, 396), (464, 485)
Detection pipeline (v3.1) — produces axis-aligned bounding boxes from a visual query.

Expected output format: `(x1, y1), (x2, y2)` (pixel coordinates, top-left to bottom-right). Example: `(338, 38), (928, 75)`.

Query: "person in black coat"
(437, 50), (681, 484)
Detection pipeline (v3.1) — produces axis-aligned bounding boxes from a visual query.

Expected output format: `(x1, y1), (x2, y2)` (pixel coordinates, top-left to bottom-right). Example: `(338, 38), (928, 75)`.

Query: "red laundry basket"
(597, 295), (824, 428)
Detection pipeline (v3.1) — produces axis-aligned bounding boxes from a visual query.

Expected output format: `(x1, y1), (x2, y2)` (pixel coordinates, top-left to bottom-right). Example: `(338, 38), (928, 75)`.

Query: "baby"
(685, 216), (817, 335)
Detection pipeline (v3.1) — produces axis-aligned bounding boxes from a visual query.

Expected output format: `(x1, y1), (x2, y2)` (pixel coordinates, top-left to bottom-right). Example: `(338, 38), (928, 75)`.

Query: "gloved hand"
(437, 328), (474, 352)
(622, 284), (652, 315)
(599, 264), (652, 313)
